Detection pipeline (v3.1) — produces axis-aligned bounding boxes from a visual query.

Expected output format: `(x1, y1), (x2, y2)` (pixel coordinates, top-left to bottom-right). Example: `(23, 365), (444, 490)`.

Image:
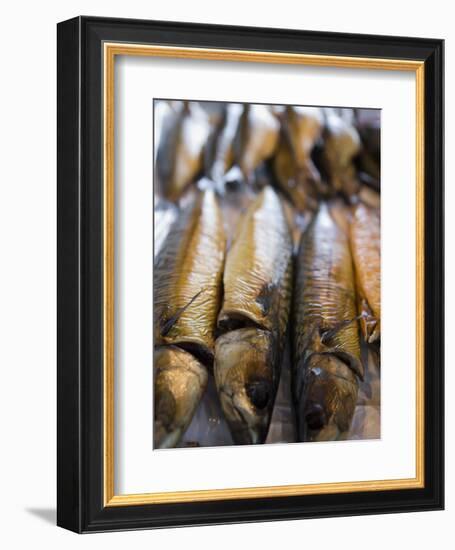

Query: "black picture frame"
(57, 16), (444, 533)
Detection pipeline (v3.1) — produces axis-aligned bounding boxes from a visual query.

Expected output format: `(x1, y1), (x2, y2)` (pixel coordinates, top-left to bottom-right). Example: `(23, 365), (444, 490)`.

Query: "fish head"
(297, 353), (358, 442)
(215, 328), (276, 445)
(154, 346), (208, 449)
(288, 106), (324, 157)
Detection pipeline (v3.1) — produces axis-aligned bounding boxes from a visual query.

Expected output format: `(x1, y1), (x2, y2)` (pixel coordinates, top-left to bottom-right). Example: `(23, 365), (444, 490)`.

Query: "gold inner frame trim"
(103, 42), (425, 507)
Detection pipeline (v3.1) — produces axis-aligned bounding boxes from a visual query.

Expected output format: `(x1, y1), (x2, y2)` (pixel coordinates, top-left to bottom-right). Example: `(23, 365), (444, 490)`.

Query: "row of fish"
(153, 186), (380, 447)
(155, 101), (380, 211)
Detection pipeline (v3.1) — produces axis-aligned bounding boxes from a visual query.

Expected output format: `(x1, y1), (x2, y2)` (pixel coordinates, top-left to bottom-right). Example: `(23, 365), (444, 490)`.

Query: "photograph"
(153, 100), (381, 449)
(54, 13), (444, 534)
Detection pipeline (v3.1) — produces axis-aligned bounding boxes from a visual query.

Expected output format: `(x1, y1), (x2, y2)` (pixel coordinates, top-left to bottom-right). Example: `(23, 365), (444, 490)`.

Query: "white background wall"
(0, 1), (451, 547)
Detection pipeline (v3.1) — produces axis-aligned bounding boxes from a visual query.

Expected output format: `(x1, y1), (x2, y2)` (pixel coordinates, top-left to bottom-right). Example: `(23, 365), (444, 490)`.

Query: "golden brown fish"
(285, 106), (325, 191)
(154, 189), (226, 364)
(215, 328), (278, 444)
(273, 107), (325, 212)
(322, 111), (361, 198)
(273, 137), (311, 212)
(205, 103), (243, 186)
(154, 200), (178, 258)
(328, 197), (351, 236)
(154, 190), (225, 448)
(154, 345), (208, 449)
(156, 102), (211, 202)
(215, 187), (293, 444)
(293, 203), (363, 442)
(233, 104), (280, 182)
(358, 185), (380, 210)
(350, 202), (381, 343)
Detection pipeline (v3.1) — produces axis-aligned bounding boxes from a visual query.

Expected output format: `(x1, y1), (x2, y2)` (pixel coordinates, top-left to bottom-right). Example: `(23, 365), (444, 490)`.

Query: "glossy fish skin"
(215, 187), (293, 444)
(296, 353), (358, 441)
(154, 345), (208, 449)
(154, 200), (178, 258)
(273, 107), (325, 212)
(156, 102), (211, 202)
(234, 105), (280, 181)
(286, 106), (324, 189)
(273, 138), (311, 213)
(205, 103), (243, 185)
(218, 187), (293, 336)
(293, 204), (362, 442)
(350, 202), (381, 343)
(322, 111), (361, 198)
(154, 189), (226, 364)
(358, 185), (380, 210)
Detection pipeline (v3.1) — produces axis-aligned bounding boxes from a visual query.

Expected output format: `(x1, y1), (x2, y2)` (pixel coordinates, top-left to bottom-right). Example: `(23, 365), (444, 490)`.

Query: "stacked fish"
(153, 100), (380, 448)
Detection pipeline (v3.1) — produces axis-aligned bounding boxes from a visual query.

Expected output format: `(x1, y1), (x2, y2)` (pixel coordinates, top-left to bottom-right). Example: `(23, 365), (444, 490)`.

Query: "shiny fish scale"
(154, 190), (225, 361)
(156, 102), (211, 201)
(235, 105), (280, 178)
(294, 204), (360, 363)
(219, 187), (293, 338)
(287, 107), (323, 159)
(215, 187), (293, 444)
(206, 103), (242, 183)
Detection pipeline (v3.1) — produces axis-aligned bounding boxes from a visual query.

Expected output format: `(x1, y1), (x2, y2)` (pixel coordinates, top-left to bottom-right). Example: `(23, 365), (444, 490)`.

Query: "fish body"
(234, 105), (280, 181)
(218, 187), (292, 335)
(273, 138), (311, 212)
(286, 106), (324, 190)
(154, 345), (208, 448)
(154, 200), (178, 258)
(273, 107), (325, 211)
(293, 204), (362, 441)
(156, 102), (211, 201)
(215, 187), (293, 444)
(198, 101), (226, 126)
(154, 190), (225, 448)
(358, 185), (380, 210)
(205, 103), (243, 185)
(287, 107), (324, 163)
(154, 189), (226, 364)
(350, 202), (381, 343)
(322, 111), (361, 198)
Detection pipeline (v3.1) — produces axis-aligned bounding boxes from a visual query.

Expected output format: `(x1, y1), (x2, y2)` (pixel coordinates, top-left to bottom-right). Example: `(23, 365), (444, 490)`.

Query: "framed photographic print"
(57, 16), (444, 532)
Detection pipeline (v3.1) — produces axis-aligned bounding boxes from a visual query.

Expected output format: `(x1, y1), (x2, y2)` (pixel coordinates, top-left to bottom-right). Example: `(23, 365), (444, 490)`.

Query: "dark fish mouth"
(219, 386), (268, 445)
(246, 379), (272, 411)
(304, 403), (327, 431)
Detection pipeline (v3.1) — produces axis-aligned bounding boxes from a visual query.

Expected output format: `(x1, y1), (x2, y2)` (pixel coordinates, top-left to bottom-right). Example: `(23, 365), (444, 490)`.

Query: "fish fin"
(328, 350), (364, 381)
(255, 282), (277, 317)
(304, 317), (365, 380)
(368, 321), (381, 344)
(321, 315), (364, 380)
(160, 289), (205, 337)
(359, 301), (380, 343)
(302, 323), (326, 355)
(320, 315), (363, 345)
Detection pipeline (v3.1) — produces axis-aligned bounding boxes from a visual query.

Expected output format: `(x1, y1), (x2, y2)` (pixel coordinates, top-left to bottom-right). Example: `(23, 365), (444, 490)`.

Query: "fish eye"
(246, 380), (271, 410)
